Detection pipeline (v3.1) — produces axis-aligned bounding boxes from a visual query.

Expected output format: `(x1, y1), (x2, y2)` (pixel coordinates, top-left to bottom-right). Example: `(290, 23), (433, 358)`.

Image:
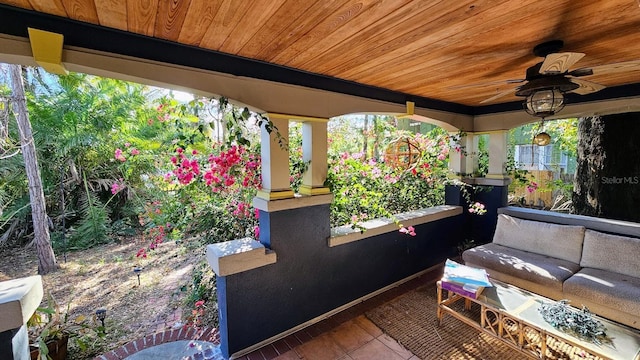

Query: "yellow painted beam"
(396, 101), (415, 119)
(299, 185), (331, 196)
(406, 101), (415, 116)
(266, 113), (328, 122)
(256, 189), (295, 201)
(27, 28), (68, 75)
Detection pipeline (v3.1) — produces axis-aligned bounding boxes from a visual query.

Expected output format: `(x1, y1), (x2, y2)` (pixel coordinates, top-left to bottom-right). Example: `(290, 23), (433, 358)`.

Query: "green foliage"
(326, 127), (450, 228)
(28, 292), (105, 359)
(69, 178), (110, 249)
(288, 122), (309, 192)
(507, 118), (578, 200)
(185, 261), (216, 305)
(2, 70), (167, 246)
(476, 134), (489, 177)
(3, 68), (464, 256)
(184, 261), (218, 327)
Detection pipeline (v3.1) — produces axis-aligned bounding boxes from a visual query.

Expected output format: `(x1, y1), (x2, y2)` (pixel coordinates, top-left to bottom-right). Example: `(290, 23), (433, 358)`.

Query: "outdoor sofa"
(462, 208), (640, 330)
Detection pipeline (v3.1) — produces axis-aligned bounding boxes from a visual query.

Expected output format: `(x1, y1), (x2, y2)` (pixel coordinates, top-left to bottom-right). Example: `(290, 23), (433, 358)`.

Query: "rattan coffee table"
(437, 279), (640, 360)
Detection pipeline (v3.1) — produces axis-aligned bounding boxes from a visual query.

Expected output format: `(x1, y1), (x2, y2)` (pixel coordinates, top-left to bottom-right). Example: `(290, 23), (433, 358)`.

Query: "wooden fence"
(511, 170), (557, 208)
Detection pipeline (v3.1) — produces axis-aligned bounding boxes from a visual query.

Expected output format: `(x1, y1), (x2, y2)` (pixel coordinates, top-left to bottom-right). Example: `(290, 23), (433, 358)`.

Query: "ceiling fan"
(479, 40), (640, 117)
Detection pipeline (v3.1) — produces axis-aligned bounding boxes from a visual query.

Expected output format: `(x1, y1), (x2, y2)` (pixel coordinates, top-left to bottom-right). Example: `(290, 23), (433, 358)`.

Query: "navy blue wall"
(445, 183), (508, 246)
(472, 184), (509, 244)
(216, 204), (463, 358)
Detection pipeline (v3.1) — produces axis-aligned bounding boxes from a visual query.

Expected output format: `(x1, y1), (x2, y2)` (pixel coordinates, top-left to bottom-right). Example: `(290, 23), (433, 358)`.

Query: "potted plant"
(28, 292), (104, 360)
(454, 238), (476, 263)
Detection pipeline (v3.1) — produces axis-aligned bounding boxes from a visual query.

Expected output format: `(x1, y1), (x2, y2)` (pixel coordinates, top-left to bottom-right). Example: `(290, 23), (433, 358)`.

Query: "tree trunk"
(362, 114), (369, 158)
(373, 115), (380, 160)
(8, 64), (58, 274)
(573, 113), (640, 222)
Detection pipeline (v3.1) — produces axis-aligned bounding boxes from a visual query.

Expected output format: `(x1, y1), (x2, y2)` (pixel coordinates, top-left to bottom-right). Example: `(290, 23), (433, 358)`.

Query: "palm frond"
(69, 177), (111, 249)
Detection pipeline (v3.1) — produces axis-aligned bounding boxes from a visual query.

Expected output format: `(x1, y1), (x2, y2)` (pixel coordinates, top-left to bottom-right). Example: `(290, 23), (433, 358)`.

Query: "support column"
(446, 132), (478, 244)
(257, 115), (294, 200)
(448, 132), (478, 177)
(473, 130), (511, 244)
(486, 130), (509, 179)
(0, 276), (43, 360)
(300, 119), (331, 196)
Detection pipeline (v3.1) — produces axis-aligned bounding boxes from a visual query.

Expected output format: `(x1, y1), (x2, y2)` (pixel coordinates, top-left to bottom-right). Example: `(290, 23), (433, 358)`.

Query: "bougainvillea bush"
(119, 101), (509, 267)
(135, 117), (457, 253)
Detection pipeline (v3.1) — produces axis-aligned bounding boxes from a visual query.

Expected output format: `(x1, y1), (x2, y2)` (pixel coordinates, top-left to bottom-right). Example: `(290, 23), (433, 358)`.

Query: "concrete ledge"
(206, 238), (277, 277)
(473, 177), (511, 186)
(329, 205), (463, 247)
(0, 276), (43, 332)
(253, 193), (333, 213)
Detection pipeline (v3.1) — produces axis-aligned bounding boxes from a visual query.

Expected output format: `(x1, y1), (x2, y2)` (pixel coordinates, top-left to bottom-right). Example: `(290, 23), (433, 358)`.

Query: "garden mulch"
(0, 237), (208, 359)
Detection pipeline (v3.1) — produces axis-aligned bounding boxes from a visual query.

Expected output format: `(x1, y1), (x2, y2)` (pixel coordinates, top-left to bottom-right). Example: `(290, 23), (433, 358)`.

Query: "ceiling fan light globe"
(534, 132), (552, 146)
(524, 89), (565, 117)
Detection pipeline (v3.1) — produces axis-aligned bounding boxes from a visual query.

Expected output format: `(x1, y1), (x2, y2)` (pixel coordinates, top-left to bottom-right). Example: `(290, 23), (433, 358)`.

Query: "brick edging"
(94, 326), (220, 360)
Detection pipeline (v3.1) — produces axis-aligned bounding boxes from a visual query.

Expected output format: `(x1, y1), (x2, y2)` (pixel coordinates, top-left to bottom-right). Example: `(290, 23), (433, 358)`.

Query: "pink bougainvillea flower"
(136, 248), (147, 258)
(399, 226), (417, 236)
(254, 225), (260, 239)
(469, 202), (487, 215)
(111, 183), (120, 194)
(114, 148), (126, 162)
(130, 148), (140, 155)
(195, 300), (205, 307)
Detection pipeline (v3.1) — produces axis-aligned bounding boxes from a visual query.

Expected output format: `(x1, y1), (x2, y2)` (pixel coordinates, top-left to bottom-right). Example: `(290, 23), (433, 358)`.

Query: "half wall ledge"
(206, 238), (277, 277)
(253, 193), (333, 213)
(329, 205), (463, 247)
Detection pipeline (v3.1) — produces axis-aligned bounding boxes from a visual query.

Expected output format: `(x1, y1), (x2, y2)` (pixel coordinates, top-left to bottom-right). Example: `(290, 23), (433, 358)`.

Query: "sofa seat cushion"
(563, 267), (640, 318)
(492, 214), (586, 264)
(581, 230), (640, 279)
(462, 243), (581, 292)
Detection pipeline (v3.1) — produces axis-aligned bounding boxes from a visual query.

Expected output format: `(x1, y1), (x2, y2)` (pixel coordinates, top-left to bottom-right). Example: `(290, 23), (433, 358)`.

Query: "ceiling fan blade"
(567, 68), (593, 77)
(582, 60), (640, 76)
(569, 78), (606, 95)
(479, 88), (518, 104)
(540, 52), (585, 74)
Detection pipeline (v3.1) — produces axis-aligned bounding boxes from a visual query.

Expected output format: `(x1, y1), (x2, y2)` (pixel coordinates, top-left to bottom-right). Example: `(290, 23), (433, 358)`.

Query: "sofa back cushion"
(581, 229), (640, 278)
(493, 214), (585, 264)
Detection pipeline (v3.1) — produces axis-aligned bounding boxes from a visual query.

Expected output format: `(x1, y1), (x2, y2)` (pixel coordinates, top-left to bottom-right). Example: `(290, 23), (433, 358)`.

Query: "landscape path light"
(133, 265), (143, 286)
(96, 308), (107, 329)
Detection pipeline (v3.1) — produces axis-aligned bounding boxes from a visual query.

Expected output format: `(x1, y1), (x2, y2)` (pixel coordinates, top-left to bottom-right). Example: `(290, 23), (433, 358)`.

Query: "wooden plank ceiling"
(2, 0), (640, 107)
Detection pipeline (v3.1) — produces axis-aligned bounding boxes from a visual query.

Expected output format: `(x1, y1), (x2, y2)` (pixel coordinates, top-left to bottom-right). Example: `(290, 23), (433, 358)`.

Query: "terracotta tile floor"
(235, 269), (441, 360)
